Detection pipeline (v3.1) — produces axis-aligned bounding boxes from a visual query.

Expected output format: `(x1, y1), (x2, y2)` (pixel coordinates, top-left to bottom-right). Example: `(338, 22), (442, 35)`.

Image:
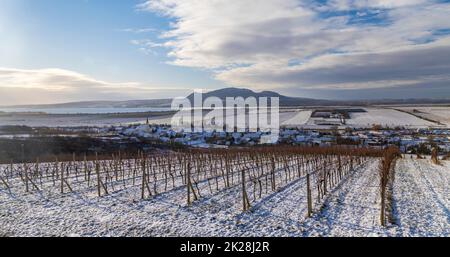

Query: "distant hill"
(187, 87), (336, 106)
(190, 88), (450, 106)
(1, 88), (335, 109)
(2, 87), (449, 109)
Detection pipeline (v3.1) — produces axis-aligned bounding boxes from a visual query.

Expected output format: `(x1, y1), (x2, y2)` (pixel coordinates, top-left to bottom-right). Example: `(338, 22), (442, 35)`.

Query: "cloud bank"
(0, 68), (184, 105)
(139, 0), (450, 92)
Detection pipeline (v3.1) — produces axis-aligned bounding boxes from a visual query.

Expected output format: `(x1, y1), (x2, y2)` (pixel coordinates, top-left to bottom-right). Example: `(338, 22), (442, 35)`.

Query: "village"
(87, 123), (450, 155)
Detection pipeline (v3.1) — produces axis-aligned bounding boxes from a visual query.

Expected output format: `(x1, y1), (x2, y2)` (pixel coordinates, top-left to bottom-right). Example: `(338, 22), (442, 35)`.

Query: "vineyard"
(0, 147), (378, 211)
(0, 146), (448, 237)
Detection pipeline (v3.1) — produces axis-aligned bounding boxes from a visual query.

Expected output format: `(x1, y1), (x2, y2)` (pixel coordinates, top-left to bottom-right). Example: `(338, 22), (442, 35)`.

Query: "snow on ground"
(396, 107), (450, 127)
(1, 107), (443, 128)
(0, 160), (371, 237)
(302, 160), (388, 237)
(149, 109), (312, 127)
(392, 158), (450, 237)
(0, 113), (162, 127)
(346, 108), (436, 128)
(281, 110), (312, 126)
(1, 158), (448, 237)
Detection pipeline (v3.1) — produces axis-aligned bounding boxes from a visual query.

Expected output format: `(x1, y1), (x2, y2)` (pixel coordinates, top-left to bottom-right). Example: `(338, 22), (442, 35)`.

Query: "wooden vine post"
(306, 173), (312, 217)
(141, 158), (146, 200)
(84, 154), (88, 182)
(96, 156), (101, 197)
(187, 162), (192, 206)
(24, 164), (29, 193)
(60, 160), (64, 194)
(241, 168), (251, 212)
(271, 157), (276, 191)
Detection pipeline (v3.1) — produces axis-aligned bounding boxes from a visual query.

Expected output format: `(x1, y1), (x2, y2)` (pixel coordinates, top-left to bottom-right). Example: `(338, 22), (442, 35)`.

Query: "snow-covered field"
(392, 158), (450, 236)
(0, 109), (312, 127)
(303, 157), (450, 237)
(0, 158), (448, 237)
(142, 109), (313, 127)
(346, 108), (437, 128)
(1, 106), (444, 129)
(396, 107), (450, 127)
(0, 113), (162, 127)
(142, 107), (446, 129)
(0, 158), (362, 237)
(280, 110), (312, 126)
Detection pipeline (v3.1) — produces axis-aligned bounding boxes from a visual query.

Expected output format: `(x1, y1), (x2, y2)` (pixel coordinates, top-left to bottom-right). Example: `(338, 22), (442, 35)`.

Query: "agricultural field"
(395, 106), (450, 127)
(138, 107), (447, 129)
(280, 110), (313, 126)
(0, 147), (448, 237)
(2, 106), (447, 129)
(346, 108), (438, 128)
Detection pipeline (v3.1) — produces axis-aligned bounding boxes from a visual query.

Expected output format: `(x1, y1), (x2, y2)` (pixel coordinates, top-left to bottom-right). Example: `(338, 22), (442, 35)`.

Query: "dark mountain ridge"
(186, 88), (335, 106)
(2, 87), (449, 109)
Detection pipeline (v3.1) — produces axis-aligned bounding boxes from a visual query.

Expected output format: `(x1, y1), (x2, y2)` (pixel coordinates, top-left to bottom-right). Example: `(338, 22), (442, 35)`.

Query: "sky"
(0, 0), (450, 105)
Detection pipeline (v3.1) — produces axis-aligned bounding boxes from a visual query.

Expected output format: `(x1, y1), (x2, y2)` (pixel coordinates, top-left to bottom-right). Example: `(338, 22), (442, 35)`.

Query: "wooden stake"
(306, 173), (312, 217)
(24, 164), (29, 193)
(60, 162), (64, 194)
(141, 159), (146, 200)
(187, 162), (191, 206)
(96, 160), (101, 197)
(241, 168), (251, 211)
(271, 157), (276, 191)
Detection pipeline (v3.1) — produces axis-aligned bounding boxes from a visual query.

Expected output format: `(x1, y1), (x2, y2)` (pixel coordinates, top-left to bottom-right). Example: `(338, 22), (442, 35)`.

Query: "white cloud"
(322, 0), (428, 10)
(130, 39), (165, 55)
(118, 28), (158, 33)
(0, 68), (185, 105)
(140, 0), (450, 91)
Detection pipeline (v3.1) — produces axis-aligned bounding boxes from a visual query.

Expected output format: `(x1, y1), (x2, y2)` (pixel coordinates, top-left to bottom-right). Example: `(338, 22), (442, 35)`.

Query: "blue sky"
(0, 0), (224, 97)
(1, 0), (450, 104)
